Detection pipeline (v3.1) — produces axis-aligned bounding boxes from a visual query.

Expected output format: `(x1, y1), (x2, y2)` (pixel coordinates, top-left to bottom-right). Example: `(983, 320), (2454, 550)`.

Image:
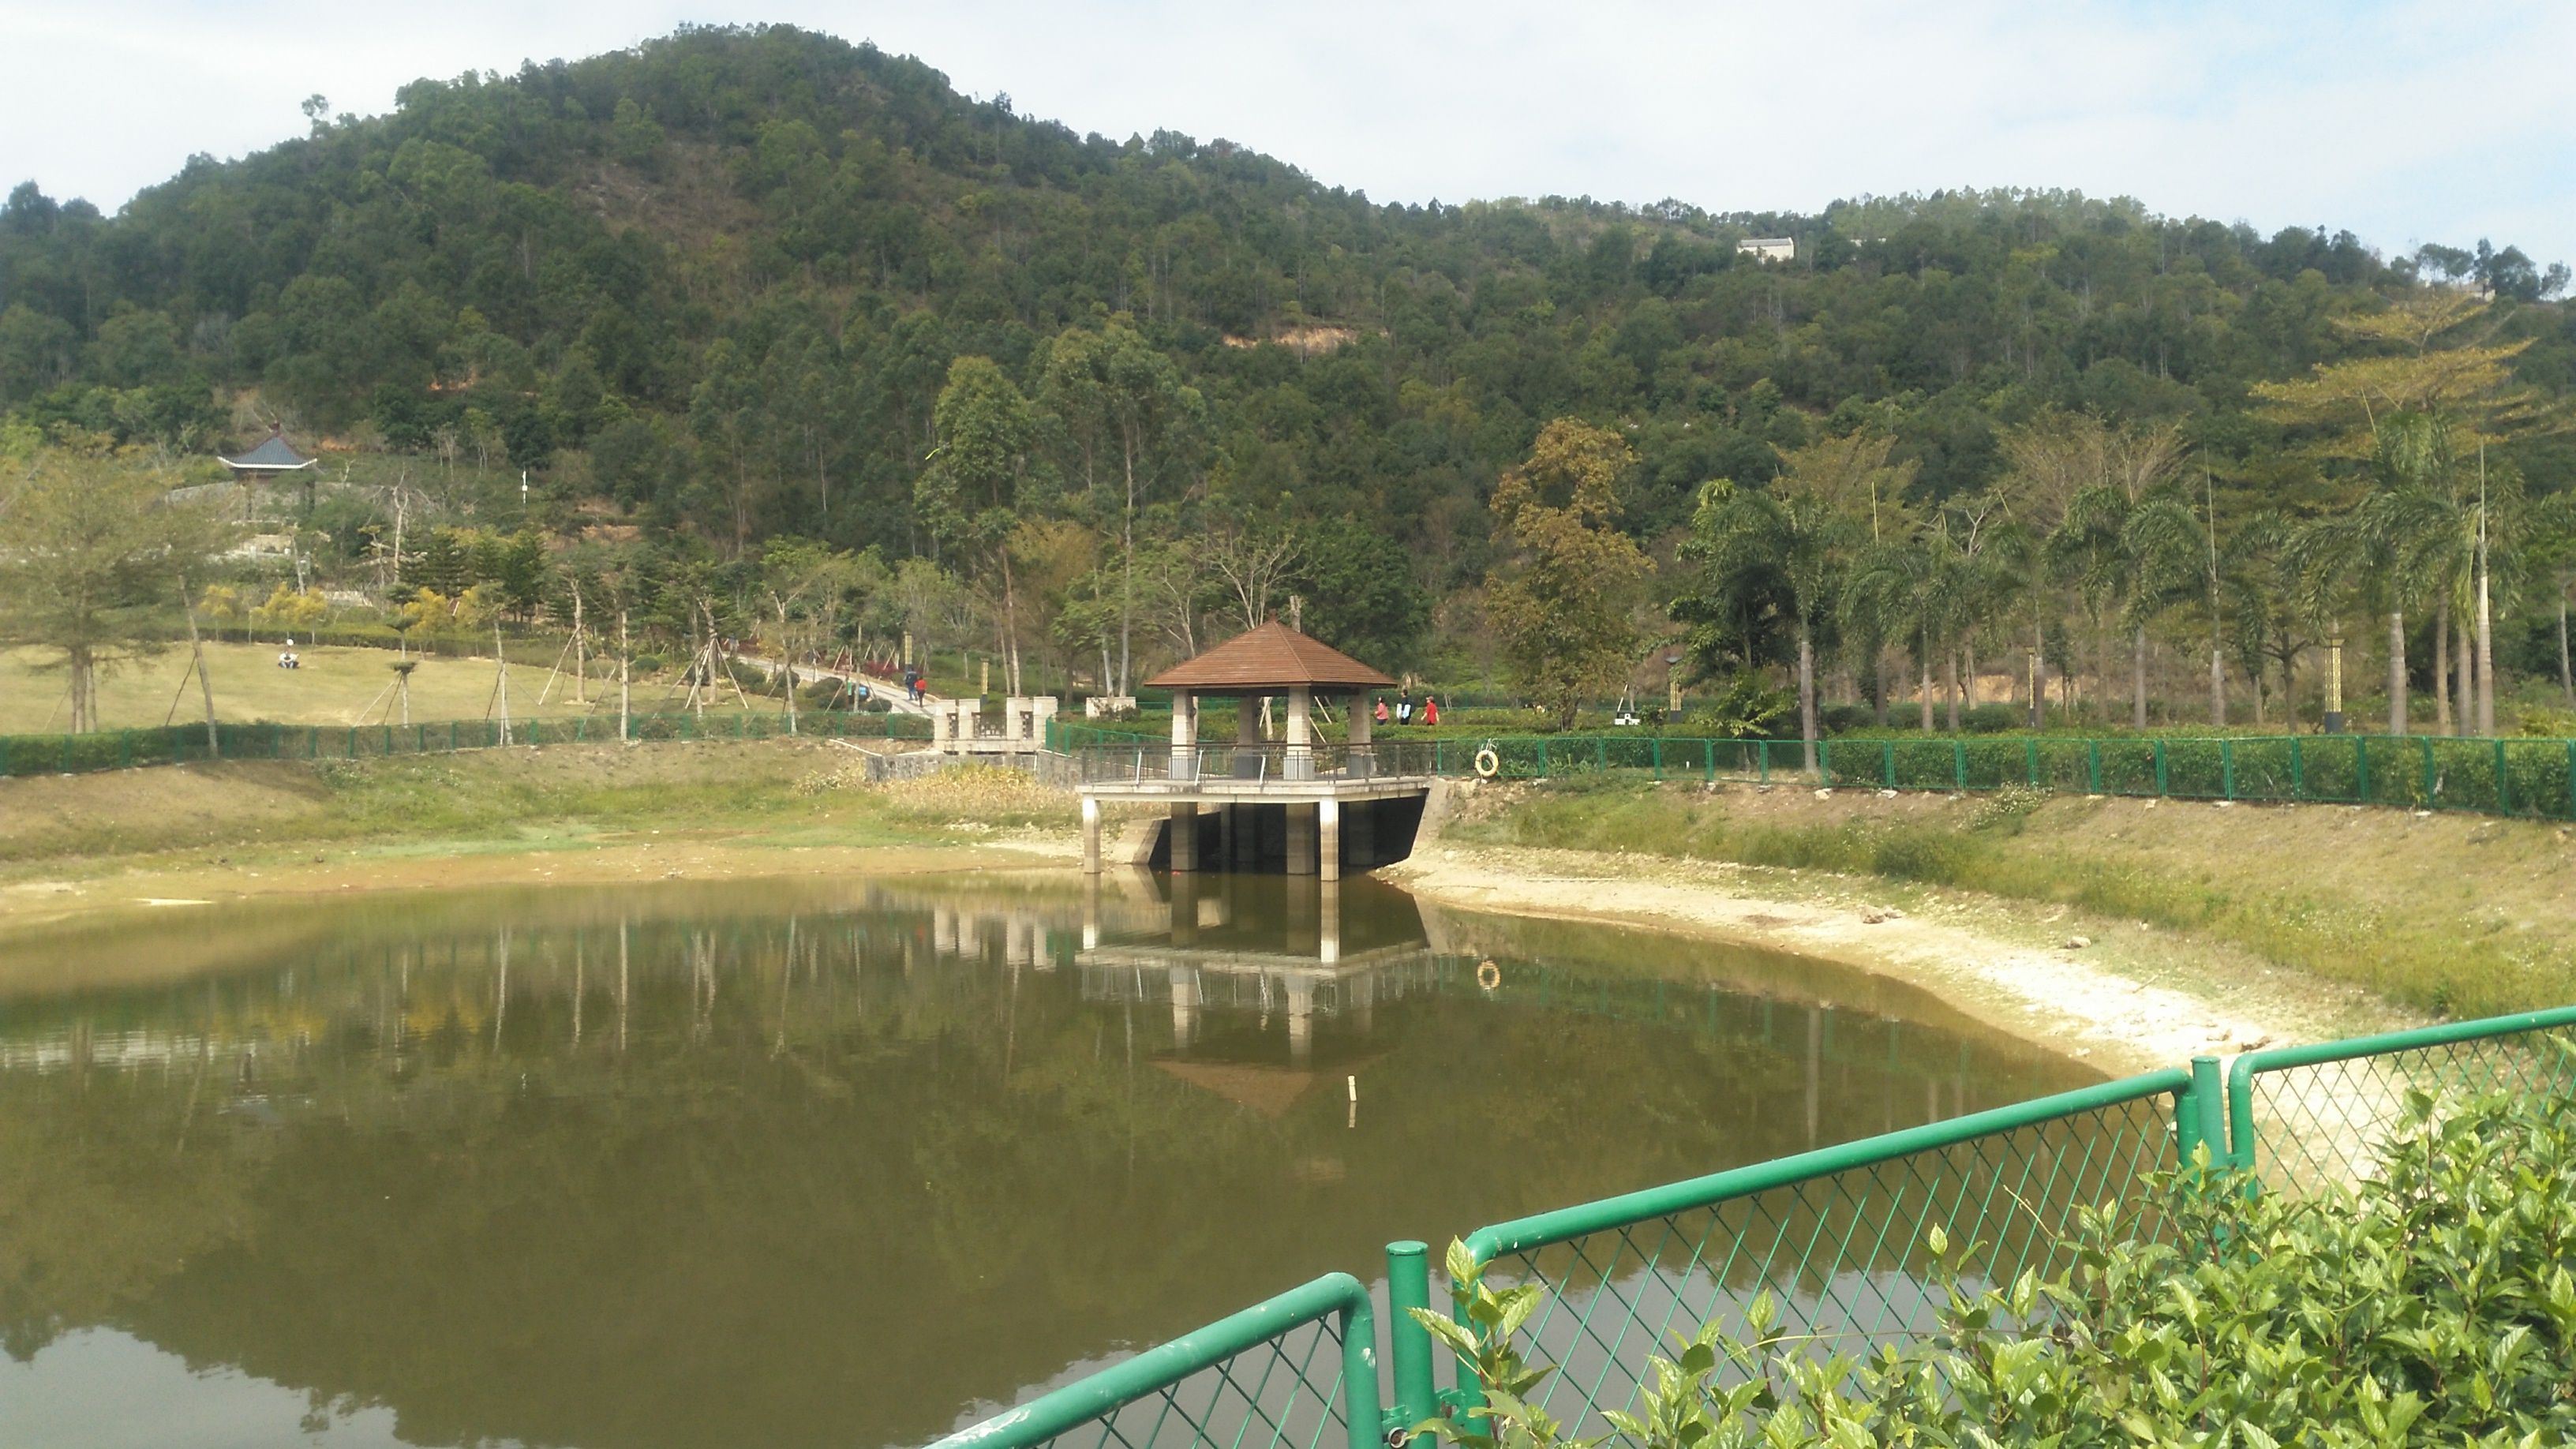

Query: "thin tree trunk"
(2389, 609), (2409, 737)
(2476, 550), (2496, 736)
(572, 584), (586, 706)
(494, 619), (511, 746)
(2435, 601), (2452, 734)
(2456, 605), (2474, 739)
(619, 608), (631, 743)
(182, 578), (219, 754)
(1798, 624), (1818, 777)
(1965, 642), (1979, 709)
(2132, 626), (2147, 730)
(1870, 646), (1887, 726)
(2559, 591), (2572, 709)
(1919, 632), (1934, 732)
(1945, 650), (1961, 732)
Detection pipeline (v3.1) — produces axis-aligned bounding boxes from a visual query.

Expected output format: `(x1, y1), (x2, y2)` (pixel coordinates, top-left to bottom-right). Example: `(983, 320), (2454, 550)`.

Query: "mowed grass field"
(0, 642), (691, 733)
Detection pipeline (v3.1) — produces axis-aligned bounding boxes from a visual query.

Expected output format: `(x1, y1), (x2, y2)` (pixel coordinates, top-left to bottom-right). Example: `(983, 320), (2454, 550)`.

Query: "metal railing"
(1072, 743), (1443, 787)
(934, 1274), (1378, 1449)
(0, 710), (932, 776)
(939, 1002), (2575, 1449)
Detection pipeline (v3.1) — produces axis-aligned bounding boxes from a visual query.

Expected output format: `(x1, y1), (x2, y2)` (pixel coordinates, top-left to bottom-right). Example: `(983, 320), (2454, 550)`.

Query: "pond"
(0, 871), (2098, 1449)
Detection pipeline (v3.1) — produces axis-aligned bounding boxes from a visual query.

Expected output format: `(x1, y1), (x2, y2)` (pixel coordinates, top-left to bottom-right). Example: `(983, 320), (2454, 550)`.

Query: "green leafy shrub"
(1413, 1074), (2576, 1447)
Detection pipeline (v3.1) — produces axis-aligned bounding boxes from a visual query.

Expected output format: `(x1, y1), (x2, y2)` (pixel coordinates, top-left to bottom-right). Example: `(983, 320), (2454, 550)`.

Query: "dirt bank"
(1387, 841), (2414, 1077)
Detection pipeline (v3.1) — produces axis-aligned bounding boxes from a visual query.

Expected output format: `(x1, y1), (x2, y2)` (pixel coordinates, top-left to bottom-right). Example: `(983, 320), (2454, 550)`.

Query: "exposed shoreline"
(1382, 841), (2419, 1077)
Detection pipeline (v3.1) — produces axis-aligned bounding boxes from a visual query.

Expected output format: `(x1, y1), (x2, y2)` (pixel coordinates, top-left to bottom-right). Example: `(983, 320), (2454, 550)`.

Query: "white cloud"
(3, 1), (2570, 267)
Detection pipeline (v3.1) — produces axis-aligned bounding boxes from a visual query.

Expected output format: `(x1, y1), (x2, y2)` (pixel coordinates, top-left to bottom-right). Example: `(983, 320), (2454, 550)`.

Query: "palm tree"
(1683, 481), (1859, 773)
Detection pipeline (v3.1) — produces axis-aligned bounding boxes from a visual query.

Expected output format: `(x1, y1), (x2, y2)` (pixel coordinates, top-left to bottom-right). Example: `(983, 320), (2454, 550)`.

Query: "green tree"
(919, 356), (1040, 693)
(1485, 419), (1650, 730)
(0, 451), (219, 732)
(1040, 321), (1201, 695)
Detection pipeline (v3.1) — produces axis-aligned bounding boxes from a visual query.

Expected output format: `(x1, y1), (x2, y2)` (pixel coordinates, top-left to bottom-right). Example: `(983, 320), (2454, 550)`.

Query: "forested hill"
(2, 22), (2571, 672)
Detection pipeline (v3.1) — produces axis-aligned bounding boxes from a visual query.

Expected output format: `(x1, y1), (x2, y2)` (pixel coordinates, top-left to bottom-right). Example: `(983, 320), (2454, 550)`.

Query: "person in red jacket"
(1422, 695), (1440, 726)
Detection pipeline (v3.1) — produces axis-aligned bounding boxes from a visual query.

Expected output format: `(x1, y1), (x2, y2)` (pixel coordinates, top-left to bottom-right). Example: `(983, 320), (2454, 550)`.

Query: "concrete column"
(1286, 802), (1317, 875)
(1286, 976), (1314, 1069)
(1169, 802), (1198, 873)
(1234, 803), (1260, 867)
(1237, 693), (1263, 777)
(1346, 799), (1374, 867)
(1170, 966), (1199, 1050)
(1319, 878), (1342, 964)
(1081, 796), (1102, 874)
(1319, 797), (1342, 882)
(1170, 690), (1197, 782)
(1285, 685), (1313, 780)
(1347, 692), (1373, 777)
(1170, 868), (1199, 945)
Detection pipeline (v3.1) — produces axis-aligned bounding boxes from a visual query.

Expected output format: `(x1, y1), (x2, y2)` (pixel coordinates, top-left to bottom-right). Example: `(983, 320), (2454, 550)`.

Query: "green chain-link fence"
(0, 710), (933, 777)
(940, 1003), (2574, 1449)
(1049, 723), (2576, 823)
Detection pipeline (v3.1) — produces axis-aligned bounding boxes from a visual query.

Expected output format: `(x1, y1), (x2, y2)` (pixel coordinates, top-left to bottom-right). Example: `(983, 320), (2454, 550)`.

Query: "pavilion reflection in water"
(1074, 870), (1440, 1068)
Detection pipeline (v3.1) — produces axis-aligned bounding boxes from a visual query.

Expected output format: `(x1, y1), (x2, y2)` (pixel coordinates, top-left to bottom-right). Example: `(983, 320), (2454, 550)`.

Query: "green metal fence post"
(2087, 739), (2102, 794)
(2155, 739), (2169, 796)
(1703, 740), (1714, 783)
(1821, 738), (1833, 781)
(2188, 1056), (2226, 1166)
(2221, 739), (2235, 800)
(1954, 739), (1967, 791)
(2494, 738), (2511, 814)
(1882, 739), (1894, 788)
(1387, 1241), (1436, 1430)
(1595, 736), (1606, 769)
(347, 727), (358, 759)
(1538, 739), (1549, 775)
(1653, 738), (1663, 781)
(120, 732), (132, 769)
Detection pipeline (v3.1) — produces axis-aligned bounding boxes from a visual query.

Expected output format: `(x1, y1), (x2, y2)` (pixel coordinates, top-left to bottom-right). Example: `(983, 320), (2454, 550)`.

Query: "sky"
(3, 1), (2571, 271)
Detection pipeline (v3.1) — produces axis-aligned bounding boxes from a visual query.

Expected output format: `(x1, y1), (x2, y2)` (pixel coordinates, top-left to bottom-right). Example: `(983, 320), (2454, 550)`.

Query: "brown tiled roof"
(1144, 621), (1397, 691)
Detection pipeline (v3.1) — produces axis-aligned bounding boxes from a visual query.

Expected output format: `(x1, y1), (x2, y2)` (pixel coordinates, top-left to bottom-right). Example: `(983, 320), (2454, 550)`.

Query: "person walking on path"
(1422, 695), (1440, 726)
(1375, 698), (1390, 725)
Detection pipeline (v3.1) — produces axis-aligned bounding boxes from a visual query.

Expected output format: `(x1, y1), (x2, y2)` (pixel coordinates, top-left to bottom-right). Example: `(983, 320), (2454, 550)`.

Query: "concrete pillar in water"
(1318, 798), (1342, 882)
(1286, 975), (1314, 1068)
(1319, 879), (1342, 964)
(1170, 869), (1199, 946)
(1081, 796), (1102, 874)
(1170, 803), (1198, 873)
(1286, 803), (1318, 876)
(1234, 803), (1260, 867)
(1286, 874), (1319, 956)
(1170, 965), (1199, 1050)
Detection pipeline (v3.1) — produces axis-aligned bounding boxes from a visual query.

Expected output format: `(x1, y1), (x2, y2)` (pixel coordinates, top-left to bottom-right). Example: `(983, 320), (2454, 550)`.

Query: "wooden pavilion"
(1076, 622), (1434, 881)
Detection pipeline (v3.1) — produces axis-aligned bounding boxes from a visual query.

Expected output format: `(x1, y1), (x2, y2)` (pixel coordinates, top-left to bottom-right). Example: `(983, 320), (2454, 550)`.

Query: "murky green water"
(0, 871), (2098, 1449)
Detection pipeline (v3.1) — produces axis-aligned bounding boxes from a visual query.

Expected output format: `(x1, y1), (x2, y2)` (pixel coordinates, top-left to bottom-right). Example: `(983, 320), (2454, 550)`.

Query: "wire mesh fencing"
(0, 710), (933, 777)
(934, 1274), (1379, 1449)
(1446, 1072), (2193, 1440)
(2226, 1005), (2576, 1195)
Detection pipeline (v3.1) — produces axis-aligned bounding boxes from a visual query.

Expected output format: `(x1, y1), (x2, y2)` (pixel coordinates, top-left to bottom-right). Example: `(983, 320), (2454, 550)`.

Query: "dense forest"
(3, 22), (2574, 726)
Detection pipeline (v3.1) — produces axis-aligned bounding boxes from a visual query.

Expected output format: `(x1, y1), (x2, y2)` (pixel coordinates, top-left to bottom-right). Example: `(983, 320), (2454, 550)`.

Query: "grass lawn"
(0, 642), (751, 733)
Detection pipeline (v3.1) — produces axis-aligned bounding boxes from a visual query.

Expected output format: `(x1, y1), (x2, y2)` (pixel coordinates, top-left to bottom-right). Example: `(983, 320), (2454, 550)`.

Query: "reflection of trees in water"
(0, 889), (2093, 1449)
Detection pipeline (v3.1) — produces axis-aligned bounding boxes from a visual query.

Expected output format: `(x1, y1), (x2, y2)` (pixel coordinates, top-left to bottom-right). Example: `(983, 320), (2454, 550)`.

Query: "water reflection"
(0, 874), (2098, 1449)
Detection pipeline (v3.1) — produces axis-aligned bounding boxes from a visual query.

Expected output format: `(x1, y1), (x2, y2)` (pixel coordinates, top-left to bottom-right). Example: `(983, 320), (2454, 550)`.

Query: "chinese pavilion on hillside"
(219, 430), (317, 481)
(1075, 622), (1436, 881)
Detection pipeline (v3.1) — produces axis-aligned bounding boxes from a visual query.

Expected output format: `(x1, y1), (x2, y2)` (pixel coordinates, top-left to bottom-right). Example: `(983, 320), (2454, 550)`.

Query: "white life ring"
(1477, 959), (1502, 990)
(1473, 747), (1500, 779)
